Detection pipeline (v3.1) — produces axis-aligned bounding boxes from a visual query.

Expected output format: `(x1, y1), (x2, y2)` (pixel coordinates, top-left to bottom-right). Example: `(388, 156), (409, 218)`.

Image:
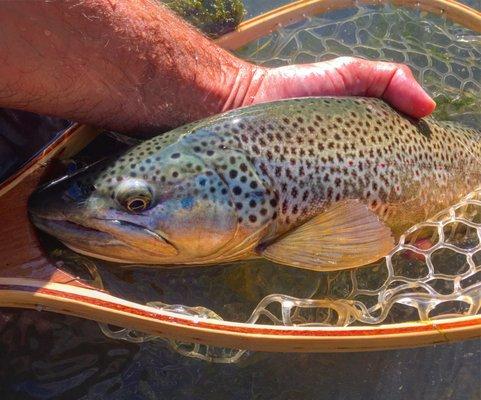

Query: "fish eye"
(116, 179), (153, 213)
(124, 195), (151, 212)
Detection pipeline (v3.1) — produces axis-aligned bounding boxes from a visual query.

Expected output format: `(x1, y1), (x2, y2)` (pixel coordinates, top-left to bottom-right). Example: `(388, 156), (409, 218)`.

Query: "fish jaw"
(29, 213), (179, 264)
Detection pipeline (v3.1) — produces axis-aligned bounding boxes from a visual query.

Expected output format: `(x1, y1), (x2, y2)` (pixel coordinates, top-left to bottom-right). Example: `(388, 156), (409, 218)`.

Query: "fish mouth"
(30, 214), (178, 263)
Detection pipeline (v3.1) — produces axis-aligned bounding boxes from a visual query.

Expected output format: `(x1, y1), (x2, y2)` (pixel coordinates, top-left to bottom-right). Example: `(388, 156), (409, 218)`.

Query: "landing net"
(75, 2), (481, 362)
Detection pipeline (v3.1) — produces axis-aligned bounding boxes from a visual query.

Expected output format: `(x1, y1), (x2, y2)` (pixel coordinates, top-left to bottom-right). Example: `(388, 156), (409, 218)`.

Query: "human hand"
(235, 57), (436, 118)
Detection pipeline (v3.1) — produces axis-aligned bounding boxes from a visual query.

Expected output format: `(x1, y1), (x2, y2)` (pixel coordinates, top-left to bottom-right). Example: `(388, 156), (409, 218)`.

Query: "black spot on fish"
(414, 119), (433, 139)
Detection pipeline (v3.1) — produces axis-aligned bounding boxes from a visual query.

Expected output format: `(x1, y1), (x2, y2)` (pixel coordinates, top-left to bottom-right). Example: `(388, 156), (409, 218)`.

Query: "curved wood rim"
(0, 0), (480, 352)
(1, 278), (480, 352)
(216, 0), (481, 50)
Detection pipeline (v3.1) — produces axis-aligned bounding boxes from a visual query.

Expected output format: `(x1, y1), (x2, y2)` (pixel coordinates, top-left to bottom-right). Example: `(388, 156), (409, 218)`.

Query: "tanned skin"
(0, 0), (435, 135)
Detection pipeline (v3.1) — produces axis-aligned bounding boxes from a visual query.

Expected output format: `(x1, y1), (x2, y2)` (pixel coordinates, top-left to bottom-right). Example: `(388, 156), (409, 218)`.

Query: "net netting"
(55, 2), (481, 362)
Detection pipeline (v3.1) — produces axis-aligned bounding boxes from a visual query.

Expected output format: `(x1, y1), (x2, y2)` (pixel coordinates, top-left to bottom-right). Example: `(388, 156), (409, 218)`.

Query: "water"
(1, 309), (480, 399)
(1, 1), (481, 399)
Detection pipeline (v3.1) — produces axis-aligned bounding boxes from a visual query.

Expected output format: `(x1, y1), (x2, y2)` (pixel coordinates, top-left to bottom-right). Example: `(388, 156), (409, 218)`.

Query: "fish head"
(28, 139), (239, 264)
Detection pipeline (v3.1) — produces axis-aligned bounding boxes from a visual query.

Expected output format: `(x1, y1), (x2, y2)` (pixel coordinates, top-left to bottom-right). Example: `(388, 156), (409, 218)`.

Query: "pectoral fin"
(260, 200), (395, 271)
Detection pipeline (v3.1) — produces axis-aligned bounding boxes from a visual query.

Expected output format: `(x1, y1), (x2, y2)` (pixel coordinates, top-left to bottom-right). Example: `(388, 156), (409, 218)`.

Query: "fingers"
(257, 57), (436, 118)
(330, 57), (436, 118)
(380, 64), (436, 118)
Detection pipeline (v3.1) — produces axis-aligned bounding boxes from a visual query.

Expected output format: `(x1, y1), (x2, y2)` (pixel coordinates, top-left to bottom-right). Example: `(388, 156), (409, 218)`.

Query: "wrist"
(220, 62), (268, 112)
(138, 51), (265, 132)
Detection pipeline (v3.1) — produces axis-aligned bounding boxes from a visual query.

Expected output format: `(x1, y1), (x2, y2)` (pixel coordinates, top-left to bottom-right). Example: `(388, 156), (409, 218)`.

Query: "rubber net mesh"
(87, 2), (481, 362)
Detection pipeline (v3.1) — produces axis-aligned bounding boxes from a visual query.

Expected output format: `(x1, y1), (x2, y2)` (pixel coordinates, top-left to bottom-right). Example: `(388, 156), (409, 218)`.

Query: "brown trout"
(28, 97), (481, 270)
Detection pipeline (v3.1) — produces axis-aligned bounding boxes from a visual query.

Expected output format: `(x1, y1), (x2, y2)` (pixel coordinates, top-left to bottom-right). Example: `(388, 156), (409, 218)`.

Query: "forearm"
(0, 0), (258, 133)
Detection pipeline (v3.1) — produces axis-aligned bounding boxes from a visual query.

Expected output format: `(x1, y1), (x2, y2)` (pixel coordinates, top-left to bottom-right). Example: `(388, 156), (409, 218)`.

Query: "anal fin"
(261, 200), (395, 271)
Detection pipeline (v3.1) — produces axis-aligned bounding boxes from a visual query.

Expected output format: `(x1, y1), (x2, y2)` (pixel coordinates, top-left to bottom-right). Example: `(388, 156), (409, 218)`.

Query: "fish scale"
(29, 97), (481, 270)
(201, 97), (481, 236)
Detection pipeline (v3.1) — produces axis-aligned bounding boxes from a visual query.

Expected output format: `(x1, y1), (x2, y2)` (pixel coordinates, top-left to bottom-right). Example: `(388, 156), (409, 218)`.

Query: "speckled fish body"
(29, 97), (481, 270)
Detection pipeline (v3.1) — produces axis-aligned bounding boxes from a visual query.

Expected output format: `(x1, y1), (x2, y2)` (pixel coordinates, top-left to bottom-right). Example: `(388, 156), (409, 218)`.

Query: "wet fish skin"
(28, 97), (481, 270)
